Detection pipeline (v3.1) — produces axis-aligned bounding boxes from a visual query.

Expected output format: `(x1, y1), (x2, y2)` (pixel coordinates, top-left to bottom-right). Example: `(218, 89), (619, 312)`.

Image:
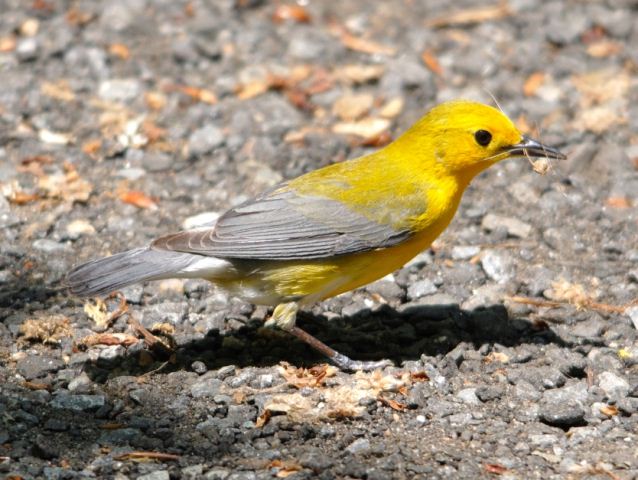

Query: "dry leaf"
(278, 362), (337, 389)
(235, 79), (271, 100)
(426, 1), (511, 28)
(82, 139), (102, 157)
(605, 196), (631, 208)
(268, 459), (303, 478)
(337, 64), (385, 84)
(38, 162), (93, 203)
(145, 91), (167, 110)
(81, 333), (139, 347)
(484, 463), (508, 475)
(0, 36), (16, 52)
(109, 43), (130, 60)
(255, 409), (271, 428)
(421, 49), (444, 76)
(119, 190), (158, 210)
(378, 395), (407, 411)
(65, 7), (94, 26)
(83, 293), (128, 330)
(586, 40), (622, 58)
(20, 18), (40, 37)
(332, 92), (374, 121)
(114, 451), (180, 462)
(38, 129), (72, 145)
(338, 30), (396, 56)
(171, 85), (217, 104)
(599, 404), (618, 417)
(523, 72), (545, 97)
(22, 381), (51, 391)
(333, 117), (390, 139)
(41, 81), (75, 102)
(379, 97), (404, 118)
(571, 69), (630, 106)
(483, 352), (510, 364)
(20, 315), (73, 345)
(272, 4), (311, 23)
(545, 279), (592, 309)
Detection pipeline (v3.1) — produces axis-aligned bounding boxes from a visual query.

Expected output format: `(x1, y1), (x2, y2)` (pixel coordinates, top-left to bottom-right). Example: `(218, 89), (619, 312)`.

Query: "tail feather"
(66, 247), (198, 297)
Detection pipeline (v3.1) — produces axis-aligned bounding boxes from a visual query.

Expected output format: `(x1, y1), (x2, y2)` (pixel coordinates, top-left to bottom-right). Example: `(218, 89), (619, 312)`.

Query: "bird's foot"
(264, 302), (298, 331)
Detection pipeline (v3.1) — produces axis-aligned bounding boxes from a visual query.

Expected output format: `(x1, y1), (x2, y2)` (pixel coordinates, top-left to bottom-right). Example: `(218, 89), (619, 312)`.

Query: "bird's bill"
(506, 136), (567, 160)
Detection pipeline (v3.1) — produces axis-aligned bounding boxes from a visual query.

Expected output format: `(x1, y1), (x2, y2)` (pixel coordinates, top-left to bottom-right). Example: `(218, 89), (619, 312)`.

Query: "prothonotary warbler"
(66, 100), (566, 370)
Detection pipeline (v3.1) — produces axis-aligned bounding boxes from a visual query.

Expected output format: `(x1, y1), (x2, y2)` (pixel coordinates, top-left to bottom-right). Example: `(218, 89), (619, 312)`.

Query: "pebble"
(16, 38), (39, 61)
(450, 246), (480, 261)
(188, 124), (225, 157)
(32, 239), (71, 254)
(480, 250), (516, 283)
(482, 213), (533, 239)
(346, 438), (371, 455)
(538, 381), (588, 427)
(598, 371), (630, 400)
(17, 355), (64, 380)
(50, 393), (106, 412)
(137, 471), (170, 480)
(98, 78), (141, 102)
(456, 388), (480, 406)
(191, 378), (223, 398)
(407, 279), (438, 300)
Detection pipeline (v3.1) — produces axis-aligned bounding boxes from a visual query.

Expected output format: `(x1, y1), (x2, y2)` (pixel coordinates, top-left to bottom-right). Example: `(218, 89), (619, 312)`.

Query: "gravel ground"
(1, 0), (638, 478)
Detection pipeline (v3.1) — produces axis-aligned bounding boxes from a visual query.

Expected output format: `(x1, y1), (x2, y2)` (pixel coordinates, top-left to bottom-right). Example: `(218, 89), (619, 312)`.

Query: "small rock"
(16, 38), (39, 61)
(205, 468), (231, 480)
(17, 355), (64, 380)
(191, 378), (223, 398)
(137, 471), (170, 480)
(346, 438), (371, 455)
(598, 371), (630, 400)
(142, 151), (173, 172)
(475, 385), (504, 402)
(481, 250), (516, 283)
(366, 278), (403, 300)
(188, 124), (225, 157)
(50, 393), (106, 411)
(183, 464), (205, 480)
(32, 239), (71, 254)
(626, 306), (638, 330)
(457, 388), (480, 406)
(98, 78), (141, 102)
(539, 381), (588, 427)
(407, 279), (438, 300)
(68, 372), (93, 392)
(482, 213), (533, 239)
(450, 245), (480, 260)
(191, 361), (208, 374)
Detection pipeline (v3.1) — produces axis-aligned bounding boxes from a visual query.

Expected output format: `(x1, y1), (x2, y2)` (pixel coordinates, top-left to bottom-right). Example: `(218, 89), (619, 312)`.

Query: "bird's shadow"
(83, 300), (568, 382)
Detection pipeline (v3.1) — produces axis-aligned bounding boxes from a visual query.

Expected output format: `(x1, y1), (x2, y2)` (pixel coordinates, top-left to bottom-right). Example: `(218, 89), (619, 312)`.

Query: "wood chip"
(337, 64), (385, 84)
(271, 4), (311, 23)
(425, 1), (512, 28)
(119, 190), (158, 210)
(523, 72), (545, 97)
(421, 49), (444, 76)
(109, 43), (130, 60)
(333, 117), (390, 139)
(332, 92), (374, 121)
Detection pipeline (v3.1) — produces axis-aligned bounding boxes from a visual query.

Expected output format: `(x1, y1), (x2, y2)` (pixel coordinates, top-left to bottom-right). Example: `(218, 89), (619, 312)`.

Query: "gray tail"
(66, 247), (196, 297)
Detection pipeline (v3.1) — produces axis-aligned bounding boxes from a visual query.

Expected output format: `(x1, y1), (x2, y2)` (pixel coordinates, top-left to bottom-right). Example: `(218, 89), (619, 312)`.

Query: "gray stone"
(539, 381), (588, 427)
(191, 378), (223, 398)
(205, 468), (231, 480)
(450, 246), (480, 260)
(598, 371), (630, 400)
(142, 151), (173, 172)
(346, 438), (371, 455)
(457, 388), (480, 406)
(138, 471), (170, 480)
(32, 239), (71, 254)
(16, 38), (39, 61)
(17, 355), (64, 380)
(98, 78), (141, 102)
(50, 393), (106, 411)
(481, 250), (516, 283)
(188, 124), (225, 157)
(482, 213), (533, 239)
(407, 279), (438, 300)
(366, 278), (403, 300)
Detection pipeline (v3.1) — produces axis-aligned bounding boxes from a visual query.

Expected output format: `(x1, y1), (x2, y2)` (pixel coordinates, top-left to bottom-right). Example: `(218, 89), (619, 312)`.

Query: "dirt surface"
(1, 0), (638, 479)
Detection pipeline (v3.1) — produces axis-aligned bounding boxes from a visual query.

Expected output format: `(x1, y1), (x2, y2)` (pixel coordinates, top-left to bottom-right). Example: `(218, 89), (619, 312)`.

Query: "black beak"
(506, 135), (567, 160)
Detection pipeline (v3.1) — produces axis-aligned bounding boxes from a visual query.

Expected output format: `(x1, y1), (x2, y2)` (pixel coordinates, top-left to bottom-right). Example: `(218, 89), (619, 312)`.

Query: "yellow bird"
(67, 100), (566, 370)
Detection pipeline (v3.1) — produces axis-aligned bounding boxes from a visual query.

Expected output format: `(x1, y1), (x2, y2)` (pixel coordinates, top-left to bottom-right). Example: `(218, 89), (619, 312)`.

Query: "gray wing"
(152, 187), (411, 260)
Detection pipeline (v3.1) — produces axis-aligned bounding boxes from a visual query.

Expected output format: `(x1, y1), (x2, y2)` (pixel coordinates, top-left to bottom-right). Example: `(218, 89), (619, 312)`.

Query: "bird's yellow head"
(394, 100), (565, 182)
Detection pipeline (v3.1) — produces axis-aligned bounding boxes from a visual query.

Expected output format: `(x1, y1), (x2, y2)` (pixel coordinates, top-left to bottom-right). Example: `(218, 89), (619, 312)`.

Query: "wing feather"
(152, 186), (411, 260)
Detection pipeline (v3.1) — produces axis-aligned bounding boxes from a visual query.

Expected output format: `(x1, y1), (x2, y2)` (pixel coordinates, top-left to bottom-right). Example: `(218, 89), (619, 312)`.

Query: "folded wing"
(152, 186), (411, 260)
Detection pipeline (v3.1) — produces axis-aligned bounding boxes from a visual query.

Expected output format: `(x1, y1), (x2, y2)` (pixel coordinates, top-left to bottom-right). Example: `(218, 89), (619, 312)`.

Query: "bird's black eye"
(474, 129), (492, 147)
